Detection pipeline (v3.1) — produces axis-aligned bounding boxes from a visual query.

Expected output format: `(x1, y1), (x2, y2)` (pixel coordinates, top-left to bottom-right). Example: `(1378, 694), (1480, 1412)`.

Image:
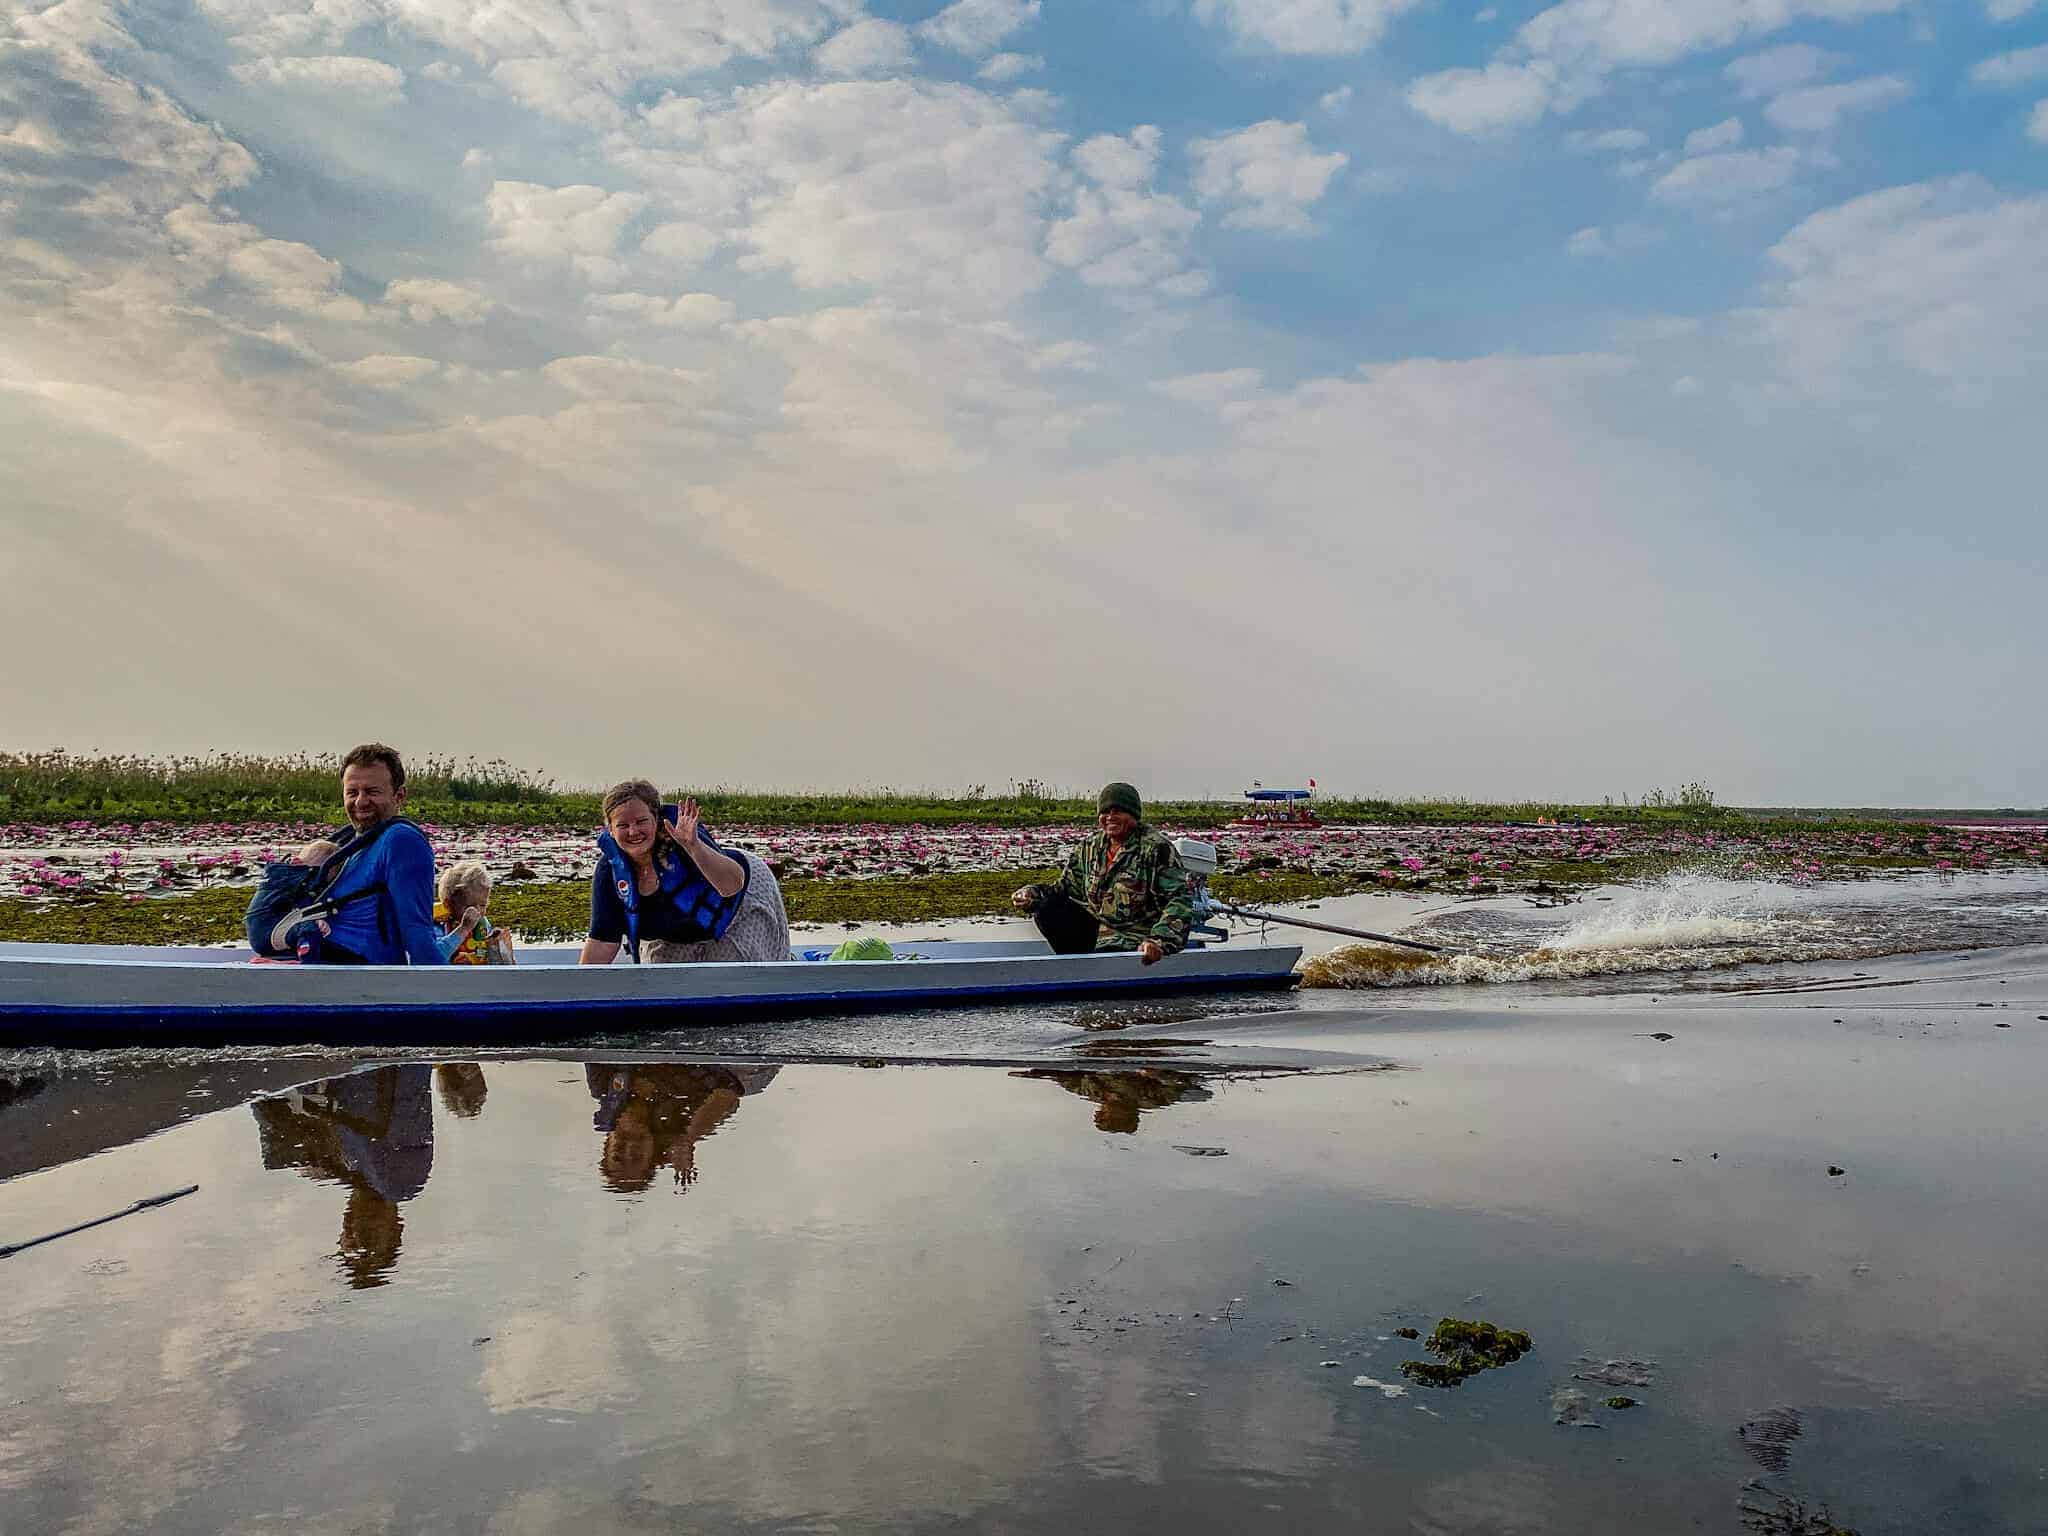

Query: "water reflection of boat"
(0, 939), (1302, 1045)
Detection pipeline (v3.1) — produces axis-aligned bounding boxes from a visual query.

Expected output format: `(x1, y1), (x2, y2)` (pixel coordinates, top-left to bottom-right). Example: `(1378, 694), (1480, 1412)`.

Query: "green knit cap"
(1097, 781), (1142, 819)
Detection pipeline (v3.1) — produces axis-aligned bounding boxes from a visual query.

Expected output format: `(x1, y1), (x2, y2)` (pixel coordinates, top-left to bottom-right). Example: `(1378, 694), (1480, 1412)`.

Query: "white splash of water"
(1301, 870), (1843, 989)
(1545, 872), (1805, 954)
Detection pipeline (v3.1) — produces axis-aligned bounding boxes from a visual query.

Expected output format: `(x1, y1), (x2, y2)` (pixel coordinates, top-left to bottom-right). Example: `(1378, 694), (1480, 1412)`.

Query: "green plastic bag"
(827, 936), (897, 962)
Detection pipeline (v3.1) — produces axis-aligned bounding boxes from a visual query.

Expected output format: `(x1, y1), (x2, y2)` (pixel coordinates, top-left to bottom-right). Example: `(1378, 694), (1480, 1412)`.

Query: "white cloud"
(1410, 0), (1904, 133)
(588, 291), (737, 330)
(1985, 0), (2042, 19)
(916, 0), (1039, 56)
(1406, 61), (1553, 133)
(227, 55), (405, 104)
(1188, 120), (1348, 233)
(485, 180), (650, 284)
(1568, 222), (1661, 258)
(1027, 340), (1101, 372)
(383, 278), (493, 325)
(194, 0), (383, 56)
(1565, 126), (1649, 152)
(0, 34), (258, 234)
(1153, 367), (1263, 404)
(707, 81), (1064, 311)
(1748, 177), (2048, 387)
(815, 19), (915, 78)
(1514, 0), (1902, 76)
(379, 0), (852, 124)
(1073, 128), (1159, 189)
(1319, 85), (1355, 114)
(977, 52), (1042, 81)
(1970, 45), (2048, 89)
(542, 355), (710, 404)
(1190, 0), (1426, 55)
(2031, 100), (2048, 142)
(338, 353), (439, 386)
(1725, 43), (1838, 99)
(1046, 127), (1206, 292)
(1651, 146), (1804, 207)
(639, 221), (722, 267)
(1764, 75), (1910, 133)
(739, 302), (1078, 469)
(224, 233), (365, 316)
(1684, 117), (1744, 155)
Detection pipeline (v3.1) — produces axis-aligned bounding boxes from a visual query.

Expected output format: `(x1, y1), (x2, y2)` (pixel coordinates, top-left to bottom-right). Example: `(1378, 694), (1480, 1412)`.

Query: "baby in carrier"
(245, 837), (342, 961)
(435, 861), (515, 965)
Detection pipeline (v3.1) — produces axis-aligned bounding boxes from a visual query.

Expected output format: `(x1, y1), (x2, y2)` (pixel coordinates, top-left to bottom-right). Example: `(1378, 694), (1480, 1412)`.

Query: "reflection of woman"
(585, 1063), (778, 1192)
(578, 780), (791, 965)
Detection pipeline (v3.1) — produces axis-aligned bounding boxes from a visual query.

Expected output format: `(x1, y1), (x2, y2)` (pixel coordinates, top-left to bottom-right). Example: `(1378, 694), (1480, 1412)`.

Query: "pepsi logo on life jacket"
(596, 805), (747, 961)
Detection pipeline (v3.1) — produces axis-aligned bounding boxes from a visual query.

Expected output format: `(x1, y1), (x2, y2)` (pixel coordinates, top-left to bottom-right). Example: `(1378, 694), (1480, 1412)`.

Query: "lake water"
(3, 873), (2047, 1533)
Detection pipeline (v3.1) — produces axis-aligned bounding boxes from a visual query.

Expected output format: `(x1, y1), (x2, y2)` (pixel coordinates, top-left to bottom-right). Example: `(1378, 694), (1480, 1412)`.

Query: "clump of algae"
(1397, 1317), (1534, 1388)
(1299, 943), (1442, 988)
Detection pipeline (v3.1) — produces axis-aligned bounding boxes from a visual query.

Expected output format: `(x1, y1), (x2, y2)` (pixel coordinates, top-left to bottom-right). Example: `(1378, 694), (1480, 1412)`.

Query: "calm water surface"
(5, 944), (2048, 1533)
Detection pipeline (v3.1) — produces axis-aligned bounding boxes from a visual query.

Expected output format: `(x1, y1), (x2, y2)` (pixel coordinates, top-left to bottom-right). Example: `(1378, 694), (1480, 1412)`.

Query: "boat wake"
(1297, 869), (2025, 990)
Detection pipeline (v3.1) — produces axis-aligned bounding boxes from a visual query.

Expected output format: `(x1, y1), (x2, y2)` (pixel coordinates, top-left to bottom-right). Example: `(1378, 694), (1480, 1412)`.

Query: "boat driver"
(1011, 782), (1195, 965)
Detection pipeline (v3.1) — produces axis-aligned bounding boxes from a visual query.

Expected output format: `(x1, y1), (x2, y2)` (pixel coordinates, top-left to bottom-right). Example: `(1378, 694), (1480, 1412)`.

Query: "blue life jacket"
(596, 807), (745, 961)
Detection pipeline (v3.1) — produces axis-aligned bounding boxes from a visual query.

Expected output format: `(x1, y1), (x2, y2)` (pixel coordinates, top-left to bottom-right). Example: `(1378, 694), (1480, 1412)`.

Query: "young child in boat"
(295, 837), (339, 867)
(272, 837), (340, 957)
(435, 861), (515, 965)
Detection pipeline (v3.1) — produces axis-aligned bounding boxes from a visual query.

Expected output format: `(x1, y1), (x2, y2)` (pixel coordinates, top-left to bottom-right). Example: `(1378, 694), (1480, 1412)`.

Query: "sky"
(2, 0), (2045, 806)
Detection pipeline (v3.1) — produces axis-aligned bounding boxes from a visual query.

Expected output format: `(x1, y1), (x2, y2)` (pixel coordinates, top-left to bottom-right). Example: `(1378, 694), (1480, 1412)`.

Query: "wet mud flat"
(4, 953), (2048, 1533)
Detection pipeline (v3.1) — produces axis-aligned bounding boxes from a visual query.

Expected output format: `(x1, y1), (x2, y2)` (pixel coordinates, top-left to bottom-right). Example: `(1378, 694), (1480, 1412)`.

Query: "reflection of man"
(1012, 783), (1194, 965)
(1012, 1068), (1211, 1134)
(252, 1064), (437, 1288)
(586, 1063), (778, 1192)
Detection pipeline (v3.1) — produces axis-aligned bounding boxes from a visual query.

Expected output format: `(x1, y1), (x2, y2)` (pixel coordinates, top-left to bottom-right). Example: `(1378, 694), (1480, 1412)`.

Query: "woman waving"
(578, 780), (790, 965)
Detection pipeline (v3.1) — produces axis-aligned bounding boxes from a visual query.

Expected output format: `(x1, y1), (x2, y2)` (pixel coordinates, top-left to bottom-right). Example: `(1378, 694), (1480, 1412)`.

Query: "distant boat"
(1230, 779), (1322, 828)
(0, 939), (1303, 1046)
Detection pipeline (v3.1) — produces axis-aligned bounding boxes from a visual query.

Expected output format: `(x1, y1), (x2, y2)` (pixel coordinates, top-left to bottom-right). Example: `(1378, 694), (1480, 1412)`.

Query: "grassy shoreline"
(7, 750), (2035, 831)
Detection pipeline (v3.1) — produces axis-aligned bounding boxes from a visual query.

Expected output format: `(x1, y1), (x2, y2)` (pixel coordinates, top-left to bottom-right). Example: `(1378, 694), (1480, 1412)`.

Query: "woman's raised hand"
(673, 796), (704, 847)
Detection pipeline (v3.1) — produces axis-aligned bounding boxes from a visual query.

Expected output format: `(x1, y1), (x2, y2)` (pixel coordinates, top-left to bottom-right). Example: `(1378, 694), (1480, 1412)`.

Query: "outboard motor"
(1173, 838), (1230, 943)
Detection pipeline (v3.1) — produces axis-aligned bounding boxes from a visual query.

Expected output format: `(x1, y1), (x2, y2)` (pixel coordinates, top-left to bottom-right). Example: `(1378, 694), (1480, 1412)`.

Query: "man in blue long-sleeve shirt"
(317, 744), (447, 966)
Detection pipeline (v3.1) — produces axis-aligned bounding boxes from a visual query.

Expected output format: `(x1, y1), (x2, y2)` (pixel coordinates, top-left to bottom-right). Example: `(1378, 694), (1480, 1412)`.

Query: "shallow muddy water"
(4, 941), (2048, 1534)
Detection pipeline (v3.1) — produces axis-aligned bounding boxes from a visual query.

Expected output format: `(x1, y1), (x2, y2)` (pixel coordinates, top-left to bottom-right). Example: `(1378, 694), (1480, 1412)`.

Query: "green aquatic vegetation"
(0, 888), (251, 945)
(1397, 1317), (1534, 1388)
(1211, 871), (1361, 904)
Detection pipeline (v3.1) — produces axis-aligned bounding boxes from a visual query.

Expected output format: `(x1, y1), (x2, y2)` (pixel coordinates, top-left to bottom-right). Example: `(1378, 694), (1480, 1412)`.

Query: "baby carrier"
(244, 820), (408, 958)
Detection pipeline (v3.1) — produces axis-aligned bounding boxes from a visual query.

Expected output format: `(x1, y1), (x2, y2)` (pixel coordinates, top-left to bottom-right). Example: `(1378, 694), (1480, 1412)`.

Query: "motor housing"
(1172, 838), (1229, 943)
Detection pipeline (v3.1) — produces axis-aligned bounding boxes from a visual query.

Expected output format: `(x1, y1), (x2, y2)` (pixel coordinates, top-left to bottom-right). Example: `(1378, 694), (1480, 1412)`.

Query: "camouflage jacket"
(1037, 825), (1195, 954)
